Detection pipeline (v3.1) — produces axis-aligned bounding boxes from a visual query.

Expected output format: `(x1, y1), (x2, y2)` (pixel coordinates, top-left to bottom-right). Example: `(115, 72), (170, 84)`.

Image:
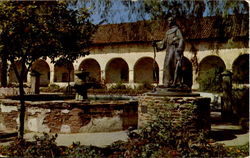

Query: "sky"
(72, 0), (249, 25)
(89, 1), (151, 24)
(73, 0), (150, 24)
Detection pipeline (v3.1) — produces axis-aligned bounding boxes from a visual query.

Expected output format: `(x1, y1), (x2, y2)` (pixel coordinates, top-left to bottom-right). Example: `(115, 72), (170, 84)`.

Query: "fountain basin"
(5, 94), (75, 101)
(0, 97), (138, 133)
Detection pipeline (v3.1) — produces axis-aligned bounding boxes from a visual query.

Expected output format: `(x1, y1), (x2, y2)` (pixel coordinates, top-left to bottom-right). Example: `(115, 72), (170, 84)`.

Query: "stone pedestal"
(138, 91), (211, 132)
(30, 71), (41, 94)
(74, 71), (90, 101)
(221, 70), (233, 121)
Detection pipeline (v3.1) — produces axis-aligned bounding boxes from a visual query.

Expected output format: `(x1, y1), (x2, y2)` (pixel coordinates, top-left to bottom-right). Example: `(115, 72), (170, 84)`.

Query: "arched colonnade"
(2, 52), (249, 88)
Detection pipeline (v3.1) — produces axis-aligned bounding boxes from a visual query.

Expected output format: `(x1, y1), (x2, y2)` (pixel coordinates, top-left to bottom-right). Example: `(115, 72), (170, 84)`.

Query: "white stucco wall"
(4, 41), (248, 89)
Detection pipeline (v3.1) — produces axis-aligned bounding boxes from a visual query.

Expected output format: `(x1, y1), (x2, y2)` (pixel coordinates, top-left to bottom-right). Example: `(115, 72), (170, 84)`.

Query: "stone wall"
(138, 95), (211, 132)
(0, 99), (138, 133)
(0, 88), (31, 97)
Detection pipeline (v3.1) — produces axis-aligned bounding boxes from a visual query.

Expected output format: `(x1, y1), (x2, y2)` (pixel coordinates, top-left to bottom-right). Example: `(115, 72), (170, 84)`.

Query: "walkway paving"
(0, 130), (128, 147)
(0, 126), (248, 147)
(210, 123), (249, 146)
(25, 131), (128, 147)
(216, 132), (249, 146)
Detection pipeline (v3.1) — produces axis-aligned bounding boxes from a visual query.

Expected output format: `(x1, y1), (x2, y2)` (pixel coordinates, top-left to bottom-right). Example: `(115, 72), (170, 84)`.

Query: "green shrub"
(225, 143), (249, 157)
(232, 88), (249, 119)
(25, 133), (61, 157)
(66, 142), (104, 158)
(107, 82), (139, 95)
(197, 68), (222, 92)
(136, 81), (154, 90)
(40, 84), (64, 93)
(1, 133), (61, 157)
(88, 88), (148, 96)
(109, 81), (127, 90)
(121, 103), (228, 157)
(3, 138), (29, 156)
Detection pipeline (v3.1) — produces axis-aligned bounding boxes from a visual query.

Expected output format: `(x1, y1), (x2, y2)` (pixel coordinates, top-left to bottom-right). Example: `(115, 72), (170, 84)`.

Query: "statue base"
(147, 85), (200, 97)
(138, 93), (210, 131)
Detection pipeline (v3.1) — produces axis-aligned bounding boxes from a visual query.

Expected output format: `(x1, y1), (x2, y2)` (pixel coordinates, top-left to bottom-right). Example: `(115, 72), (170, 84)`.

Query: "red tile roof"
(92, 15), (248, 44)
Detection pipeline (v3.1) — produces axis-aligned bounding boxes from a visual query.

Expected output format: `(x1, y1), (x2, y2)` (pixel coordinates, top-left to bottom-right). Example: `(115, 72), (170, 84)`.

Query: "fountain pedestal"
(74, 71), (92, 101)
(74, 71), (102, 101)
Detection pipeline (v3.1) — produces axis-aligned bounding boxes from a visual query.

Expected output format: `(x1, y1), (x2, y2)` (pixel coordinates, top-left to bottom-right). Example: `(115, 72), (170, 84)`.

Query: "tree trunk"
(0, 55), (8, 87)
(18, 80), (26, 139)
(10, 60), (26, 139)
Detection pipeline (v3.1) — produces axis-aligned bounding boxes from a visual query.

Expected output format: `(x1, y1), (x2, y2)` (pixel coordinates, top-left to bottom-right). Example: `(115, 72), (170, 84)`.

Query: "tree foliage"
(0, 1), (96, 74)
(0, 0), (96, 138)
(74, 0), (248, 45)
(74, 0), (248, 24)
(142, 0), (248, 19)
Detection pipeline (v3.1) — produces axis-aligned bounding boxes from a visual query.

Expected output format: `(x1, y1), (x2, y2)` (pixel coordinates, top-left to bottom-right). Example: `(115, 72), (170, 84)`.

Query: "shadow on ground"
(0, 131), (17, 143)
(209, 111), (249, 142)
(208, 128), (247, 141)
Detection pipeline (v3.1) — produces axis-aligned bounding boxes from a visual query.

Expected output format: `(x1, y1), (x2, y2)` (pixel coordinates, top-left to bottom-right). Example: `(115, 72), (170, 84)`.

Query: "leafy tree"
(140, 0), (248, 19)
(197, 67), (223, 92)
(0, 1), (96, 138)
(74, 0), (248, 44)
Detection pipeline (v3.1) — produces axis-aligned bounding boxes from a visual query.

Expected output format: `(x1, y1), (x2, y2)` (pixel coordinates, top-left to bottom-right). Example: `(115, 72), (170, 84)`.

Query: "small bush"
(3, 138), (29, 156)
(225, 143), (249, 157)
(66, 142), (104, 158)
(7, 82), (30, 88)
(197, 68), (222, 92)
(1, 133), (61, 157)
(232, 87), (249, 119)
(25, 133), (61, 157)
(40, 84), (64, 93)
(121, 103), (228, 157)
(109, 82), (127, 90)
(136, 81), (154, 90)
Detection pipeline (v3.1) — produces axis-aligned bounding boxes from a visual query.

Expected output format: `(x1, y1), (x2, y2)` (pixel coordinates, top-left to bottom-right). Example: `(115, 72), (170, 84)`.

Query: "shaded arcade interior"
(0, 54), (248, 90)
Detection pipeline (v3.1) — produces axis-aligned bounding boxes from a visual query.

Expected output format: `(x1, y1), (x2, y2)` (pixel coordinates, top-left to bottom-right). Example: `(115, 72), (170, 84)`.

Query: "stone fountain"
(74, 70), (101, 101)
(0, 70), (138, 133)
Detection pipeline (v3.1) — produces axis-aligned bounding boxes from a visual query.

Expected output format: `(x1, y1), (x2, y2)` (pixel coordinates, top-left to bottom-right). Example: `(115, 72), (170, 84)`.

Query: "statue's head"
(168, 17), (176, 27)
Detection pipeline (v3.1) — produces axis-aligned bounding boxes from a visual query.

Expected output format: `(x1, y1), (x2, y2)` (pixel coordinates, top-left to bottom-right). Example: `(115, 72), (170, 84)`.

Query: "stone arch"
(134, 57), (159, 83)
(78, 58), (101, 82)
(31, 59), (50, 86)
(105, 58), (129, 83)
(54, 61), (74, 82)
(9, 61), (27, 83)
(199, 56), (226, 73)
(232, 54), (249, 84)
(198, 55), (226, 91)
(182, 57), (193, 88)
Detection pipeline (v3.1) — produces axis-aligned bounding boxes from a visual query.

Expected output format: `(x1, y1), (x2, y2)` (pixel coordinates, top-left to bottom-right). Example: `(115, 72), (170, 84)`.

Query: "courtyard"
(0, 0), (249, 157)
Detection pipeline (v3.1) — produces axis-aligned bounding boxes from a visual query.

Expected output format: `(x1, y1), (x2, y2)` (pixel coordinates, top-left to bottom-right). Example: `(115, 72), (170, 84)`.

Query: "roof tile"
(92, 15), (248, 44)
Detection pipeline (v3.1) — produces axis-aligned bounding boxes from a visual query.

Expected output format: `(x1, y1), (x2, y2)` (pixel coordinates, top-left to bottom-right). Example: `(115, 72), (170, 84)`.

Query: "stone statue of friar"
(152, 17), (185, 88)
